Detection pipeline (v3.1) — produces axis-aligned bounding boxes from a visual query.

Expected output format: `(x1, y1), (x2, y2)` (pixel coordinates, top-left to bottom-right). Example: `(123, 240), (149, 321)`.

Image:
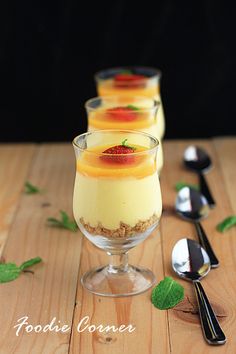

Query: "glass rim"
(94, 66), (162, 82)
(85, 96), (160, 112)
(72, 129), (159, 157)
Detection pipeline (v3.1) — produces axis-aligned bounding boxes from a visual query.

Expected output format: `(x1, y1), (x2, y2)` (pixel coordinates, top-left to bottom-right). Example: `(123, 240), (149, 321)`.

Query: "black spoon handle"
(194, 281), (226, 345)
(199, 173), (216, 208)
(194, 222), (219, 268)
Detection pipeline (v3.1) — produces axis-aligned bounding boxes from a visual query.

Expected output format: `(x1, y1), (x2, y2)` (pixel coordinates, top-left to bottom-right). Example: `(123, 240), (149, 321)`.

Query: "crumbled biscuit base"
(79, 214), (159, 238)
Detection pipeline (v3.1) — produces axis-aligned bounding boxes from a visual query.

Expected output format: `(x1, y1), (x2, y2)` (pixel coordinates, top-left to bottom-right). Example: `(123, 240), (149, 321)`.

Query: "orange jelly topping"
(88, 109), (154, 130)
(76, 144), (156, 178)
(97, 79), (159, 98)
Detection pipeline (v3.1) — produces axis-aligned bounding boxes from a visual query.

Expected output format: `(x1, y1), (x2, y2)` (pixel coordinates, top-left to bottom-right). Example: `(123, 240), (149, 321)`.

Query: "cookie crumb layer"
(79, 214), (159, 238)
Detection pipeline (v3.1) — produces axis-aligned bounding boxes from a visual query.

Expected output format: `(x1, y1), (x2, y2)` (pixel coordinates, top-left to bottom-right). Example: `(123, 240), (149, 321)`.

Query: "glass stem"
(107, 252), (129, 274)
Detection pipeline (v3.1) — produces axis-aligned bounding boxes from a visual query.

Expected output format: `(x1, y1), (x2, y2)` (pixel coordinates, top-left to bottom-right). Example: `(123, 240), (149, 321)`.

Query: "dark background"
(1, 1), (236, 142)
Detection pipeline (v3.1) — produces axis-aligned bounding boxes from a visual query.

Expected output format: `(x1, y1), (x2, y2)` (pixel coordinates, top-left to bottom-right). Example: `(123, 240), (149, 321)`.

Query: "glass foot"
(81, 265), (156, 297)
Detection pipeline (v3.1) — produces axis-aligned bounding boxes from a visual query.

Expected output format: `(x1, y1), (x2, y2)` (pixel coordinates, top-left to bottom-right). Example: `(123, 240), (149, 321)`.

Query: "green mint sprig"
(216, 216), (236, 233)
(0, 257), (42, 283)
(119, 70), (132, 75)
(121, 139), (137, 150)
(151, 276), (184, 310)
(47, 211), (78, 232)
(126, 105), (140, 111)
(175, 182), (199, 192)
(24, 181), (42, 194)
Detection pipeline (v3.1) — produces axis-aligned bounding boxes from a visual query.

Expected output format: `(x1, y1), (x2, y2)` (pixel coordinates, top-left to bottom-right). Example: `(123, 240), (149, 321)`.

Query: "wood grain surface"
(214, 138), (236, 213)
(0, 144), (82, 354)
(161, 141), (235, 354)
(0, 139), (235, 354)
(0, 144), (36, 256)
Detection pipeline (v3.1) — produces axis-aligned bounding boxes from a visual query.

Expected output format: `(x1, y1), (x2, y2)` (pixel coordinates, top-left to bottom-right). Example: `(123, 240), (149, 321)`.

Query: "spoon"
(183, 146), (216, 208)
(172, 238), (226, 345)
(175, 186), (219, 268)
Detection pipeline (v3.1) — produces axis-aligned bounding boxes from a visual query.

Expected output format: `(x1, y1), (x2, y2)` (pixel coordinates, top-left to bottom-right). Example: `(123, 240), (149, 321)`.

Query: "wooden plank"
(1, 139), (235, 353)
(0, 144), (36, 256)
(161, 140), (236, 354)
(0, 144), (82, 354)
(70, 218), (170, 349)
(213, 137), (236, 212)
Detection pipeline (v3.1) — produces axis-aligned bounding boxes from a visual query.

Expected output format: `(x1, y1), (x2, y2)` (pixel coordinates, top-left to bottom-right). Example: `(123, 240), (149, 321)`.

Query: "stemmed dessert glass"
(73, 130), (162, 297)
(85, 96), (163, 174)
(94, 66), (165, 139)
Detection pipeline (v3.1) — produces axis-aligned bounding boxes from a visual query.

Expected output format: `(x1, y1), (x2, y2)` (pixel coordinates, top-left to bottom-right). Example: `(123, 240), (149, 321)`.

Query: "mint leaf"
(0, 257), (42, 283)
(217, 216), (236, 233)
(175, 182), (199, 192)
(120, 70), (132, 75)
(126, 105), (139, 111)
(151, 276), (184, 310)
(47, 210), (78, 232)
(24, 181), (42, 194)
(121, 139), (137, 150)
(19, 257), (42, 271)
(0, 263), (21, 283)
(122, 138), (128, 146)
(47, 218), (62, 227)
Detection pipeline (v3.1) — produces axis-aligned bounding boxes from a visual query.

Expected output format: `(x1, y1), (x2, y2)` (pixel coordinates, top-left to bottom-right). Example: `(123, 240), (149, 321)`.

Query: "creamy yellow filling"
(154, 94), (165, 139)
(73, 172), (162, 229)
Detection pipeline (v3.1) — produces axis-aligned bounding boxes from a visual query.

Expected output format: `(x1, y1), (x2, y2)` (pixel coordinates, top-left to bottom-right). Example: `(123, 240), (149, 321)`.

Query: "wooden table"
(0, 138), (235, 354)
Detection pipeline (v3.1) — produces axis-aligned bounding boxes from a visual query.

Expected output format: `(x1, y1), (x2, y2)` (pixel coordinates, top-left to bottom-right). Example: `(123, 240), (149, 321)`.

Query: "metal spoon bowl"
(183, 146), (216, 208)
(184, 146), (212, 173)
(176, 186), (209, 221)
(175, 187), (219, 267)
(172, 238), (226, 345)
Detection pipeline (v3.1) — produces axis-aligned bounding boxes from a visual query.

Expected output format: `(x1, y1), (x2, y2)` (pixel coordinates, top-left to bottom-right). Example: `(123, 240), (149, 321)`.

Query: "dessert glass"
(73, 130), (162, 297)
(85, 96), (163, 174)
(95, 66), (165, 139)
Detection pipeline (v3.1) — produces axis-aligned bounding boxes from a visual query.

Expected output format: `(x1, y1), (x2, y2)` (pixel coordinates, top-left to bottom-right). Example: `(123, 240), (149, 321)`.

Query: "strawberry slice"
(106, 106), (138, 121)
(114, 73), (146, 88)
(100, 140), (136, 164)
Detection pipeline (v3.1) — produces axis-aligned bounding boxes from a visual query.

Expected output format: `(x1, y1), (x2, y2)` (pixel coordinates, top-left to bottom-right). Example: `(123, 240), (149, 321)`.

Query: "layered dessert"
(73, 137), (162, 240)
(85, 97), (164, 174)
(95, 67), (165, 139)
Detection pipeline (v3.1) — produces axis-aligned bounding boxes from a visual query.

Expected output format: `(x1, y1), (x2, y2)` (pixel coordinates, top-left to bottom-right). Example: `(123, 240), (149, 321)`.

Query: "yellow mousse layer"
(73, 144), (162, 229)
(73, 173), (162, 230)
(154, 94), (165, 139)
